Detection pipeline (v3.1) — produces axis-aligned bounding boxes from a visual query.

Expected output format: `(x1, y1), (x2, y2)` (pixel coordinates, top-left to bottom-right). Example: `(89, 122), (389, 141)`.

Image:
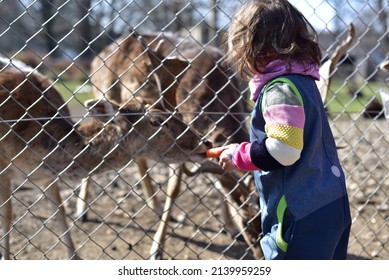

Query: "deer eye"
(149, 114), (169, 128)
(149, 115), (163, 127)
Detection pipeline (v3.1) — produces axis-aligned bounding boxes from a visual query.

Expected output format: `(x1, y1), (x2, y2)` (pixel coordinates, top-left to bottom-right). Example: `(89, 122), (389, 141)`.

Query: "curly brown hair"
(224, 0), (322, 81)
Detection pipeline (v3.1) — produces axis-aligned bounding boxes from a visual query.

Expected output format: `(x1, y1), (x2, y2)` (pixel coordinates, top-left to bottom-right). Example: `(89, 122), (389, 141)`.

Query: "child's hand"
(219, 144), (239, 172)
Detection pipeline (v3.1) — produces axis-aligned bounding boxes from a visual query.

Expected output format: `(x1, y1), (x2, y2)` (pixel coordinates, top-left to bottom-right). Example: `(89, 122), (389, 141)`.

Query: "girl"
(219, 0), (351, 259)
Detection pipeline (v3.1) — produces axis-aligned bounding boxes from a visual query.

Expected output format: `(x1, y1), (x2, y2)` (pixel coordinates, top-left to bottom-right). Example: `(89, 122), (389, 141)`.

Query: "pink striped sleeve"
(231, 142), (259, 171)
(263, 104), (305, 128)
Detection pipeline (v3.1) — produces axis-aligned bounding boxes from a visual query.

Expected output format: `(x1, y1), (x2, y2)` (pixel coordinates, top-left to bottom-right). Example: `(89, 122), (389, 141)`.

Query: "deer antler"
(379, 59), (389, 72)
(317, 23), (356, 103)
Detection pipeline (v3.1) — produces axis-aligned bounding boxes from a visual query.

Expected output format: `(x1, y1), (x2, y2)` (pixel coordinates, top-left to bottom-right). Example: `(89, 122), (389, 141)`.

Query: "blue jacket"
(250, 74), (348, 233)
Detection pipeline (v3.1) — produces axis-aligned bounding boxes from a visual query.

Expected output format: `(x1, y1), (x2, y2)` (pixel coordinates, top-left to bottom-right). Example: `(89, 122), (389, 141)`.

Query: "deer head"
(82, 97), (210, 166)
(90, 31), (189, 112)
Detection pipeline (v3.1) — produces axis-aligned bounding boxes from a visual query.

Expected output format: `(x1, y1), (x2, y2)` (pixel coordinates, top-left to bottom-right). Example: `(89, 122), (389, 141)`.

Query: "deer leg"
(44, 182), (78, 259)
(0, 176), (12, 260)
(137, 157), (162, 215)
(218, 174), (263, 259)
(75, 158), (164, 222)
(149, 163), (182, 260)
(74, 177), (91, 222)
(214, 180), (240, 237)
(183, 162), (263, 259)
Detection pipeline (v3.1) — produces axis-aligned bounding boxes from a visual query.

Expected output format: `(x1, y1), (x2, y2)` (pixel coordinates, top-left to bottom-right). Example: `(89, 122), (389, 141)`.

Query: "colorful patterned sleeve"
(231, 82), (305, 171)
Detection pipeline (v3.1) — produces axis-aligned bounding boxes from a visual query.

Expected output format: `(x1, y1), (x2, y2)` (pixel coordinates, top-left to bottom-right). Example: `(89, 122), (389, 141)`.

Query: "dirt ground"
(4, 117), (389, 260)
(8, 161), (256, 260)
(331, 117), (389, 260)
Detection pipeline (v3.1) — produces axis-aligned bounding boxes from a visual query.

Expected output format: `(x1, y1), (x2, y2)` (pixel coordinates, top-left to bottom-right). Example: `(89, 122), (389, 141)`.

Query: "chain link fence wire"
(0, 0), (388, 260)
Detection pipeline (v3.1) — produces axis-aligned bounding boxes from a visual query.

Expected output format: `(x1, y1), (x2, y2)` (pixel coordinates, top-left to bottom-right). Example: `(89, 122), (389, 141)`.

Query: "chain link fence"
(0, 0), (388, 260)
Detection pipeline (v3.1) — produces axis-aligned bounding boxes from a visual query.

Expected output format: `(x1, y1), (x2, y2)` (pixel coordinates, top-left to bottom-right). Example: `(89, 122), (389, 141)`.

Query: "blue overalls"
(251, 74), (351, 259)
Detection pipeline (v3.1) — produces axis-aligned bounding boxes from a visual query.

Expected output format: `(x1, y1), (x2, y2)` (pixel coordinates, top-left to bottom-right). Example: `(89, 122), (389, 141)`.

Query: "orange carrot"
(205, 147), (225, 158)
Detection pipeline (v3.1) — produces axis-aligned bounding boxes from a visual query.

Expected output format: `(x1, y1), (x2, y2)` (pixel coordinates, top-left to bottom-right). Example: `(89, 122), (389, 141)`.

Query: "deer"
(317, 23), (384, 120)
(0, 56), (210, 260)
(77, 31), (264, 260)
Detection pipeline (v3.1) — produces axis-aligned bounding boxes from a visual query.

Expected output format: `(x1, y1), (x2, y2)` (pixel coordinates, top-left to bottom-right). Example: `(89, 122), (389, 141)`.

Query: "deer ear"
(145, 38), (189, 111)
(136, 35), (189, 111)
(148, 39), (189, 78)
(148, 56), (189, 112)
(159, 57), (189, 111)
